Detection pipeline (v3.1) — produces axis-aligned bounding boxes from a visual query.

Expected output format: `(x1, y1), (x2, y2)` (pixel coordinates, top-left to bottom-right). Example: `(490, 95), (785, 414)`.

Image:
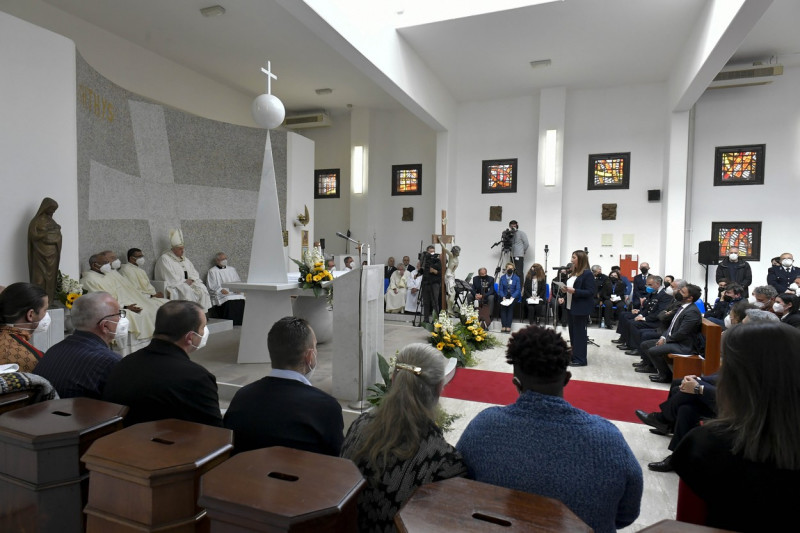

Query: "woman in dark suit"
(499, 262), (521, 333)
(523, 263), (547, 325)
(563, 250), (596, 366)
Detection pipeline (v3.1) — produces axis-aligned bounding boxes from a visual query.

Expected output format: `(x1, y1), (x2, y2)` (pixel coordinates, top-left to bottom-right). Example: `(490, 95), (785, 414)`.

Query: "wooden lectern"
(0, 397), (128, 533)
(199, 446), (365, 532)
(81, 419), (233, 532)
(394, 477), (592, 532)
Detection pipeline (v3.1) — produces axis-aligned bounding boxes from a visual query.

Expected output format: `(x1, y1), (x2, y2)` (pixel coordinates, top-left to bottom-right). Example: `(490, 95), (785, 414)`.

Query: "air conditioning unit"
(708, 63), (783, 90)
(282, 112), (332, 129)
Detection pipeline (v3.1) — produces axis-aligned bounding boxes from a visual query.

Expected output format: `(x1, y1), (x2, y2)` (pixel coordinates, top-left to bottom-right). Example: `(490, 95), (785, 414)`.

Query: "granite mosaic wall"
(77, 54), (287, 282)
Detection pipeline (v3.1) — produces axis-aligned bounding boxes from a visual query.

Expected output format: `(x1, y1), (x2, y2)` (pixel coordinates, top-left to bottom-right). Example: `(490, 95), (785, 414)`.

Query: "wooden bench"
(668, 318), (722, 380)
(0, 391), (35, 415)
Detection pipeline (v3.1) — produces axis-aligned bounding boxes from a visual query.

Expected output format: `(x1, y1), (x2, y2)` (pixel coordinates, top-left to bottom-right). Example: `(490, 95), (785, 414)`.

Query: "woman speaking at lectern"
(563, 250), (596, 367)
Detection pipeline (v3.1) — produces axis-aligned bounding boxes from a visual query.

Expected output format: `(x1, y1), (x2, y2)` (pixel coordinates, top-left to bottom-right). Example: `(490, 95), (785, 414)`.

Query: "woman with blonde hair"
(563, 249), (596, 366)
(499, 262), (522, 333)
(341, 343), (466, 532)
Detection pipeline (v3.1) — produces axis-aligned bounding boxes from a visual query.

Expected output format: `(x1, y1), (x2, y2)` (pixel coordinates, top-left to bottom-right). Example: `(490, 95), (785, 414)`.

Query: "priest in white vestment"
(79, 252), (155, 339)
(105, 251), (169, 309)
(120, 247), (166, 300)
(206, 252), (246, 325)
(384, 263), (409, 313)
(154, 229), (212, 311)
(405, 264), (423, 314)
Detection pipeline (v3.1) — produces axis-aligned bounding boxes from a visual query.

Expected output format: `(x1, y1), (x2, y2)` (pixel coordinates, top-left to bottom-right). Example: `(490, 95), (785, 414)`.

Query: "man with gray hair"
(743, 308), (780, 323)
(206, 251), (246, 325)
(752, 285), (778, 313)
(33, 292), (125, 399)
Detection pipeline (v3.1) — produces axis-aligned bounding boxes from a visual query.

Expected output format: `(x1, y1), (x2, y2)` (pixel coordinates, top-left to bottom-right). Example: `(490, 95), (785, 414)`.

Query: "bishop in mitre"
(154, 229), (212, 311)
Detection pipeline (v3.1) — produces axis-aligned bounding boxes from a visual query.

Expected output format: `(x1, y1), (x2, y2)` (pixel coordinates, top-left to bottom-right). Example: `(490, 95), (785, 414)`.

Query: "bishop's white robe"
(119, 263), (169, 304)
(79, 270), (156, 339)
(384, 270), (409, 313)
(154, 251), (212, 311)
(206, 265), (245, 307)
(405, 273), (423, 313)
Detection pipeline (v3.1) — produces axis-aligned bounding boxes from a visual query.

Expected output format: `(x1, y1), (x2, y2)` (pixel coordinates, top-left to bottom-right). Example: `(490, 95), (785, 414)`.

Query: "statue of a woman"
(443, 245), (461, 316)
(28, 197), (62, 305)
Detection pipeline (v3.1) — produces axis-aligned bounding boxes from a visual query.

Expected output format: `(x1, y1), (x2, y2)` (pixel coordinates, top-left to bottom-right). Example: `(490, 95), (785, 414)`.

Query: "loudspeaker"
(698, 241), (718, 265)
(647, 189), (661, 202)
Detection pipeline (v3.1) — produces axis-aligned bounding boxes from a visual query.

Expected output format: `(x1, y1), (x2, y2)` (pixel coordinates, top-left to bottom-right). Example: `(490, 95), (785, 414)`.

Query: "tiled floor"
(193, 317), (679, 531)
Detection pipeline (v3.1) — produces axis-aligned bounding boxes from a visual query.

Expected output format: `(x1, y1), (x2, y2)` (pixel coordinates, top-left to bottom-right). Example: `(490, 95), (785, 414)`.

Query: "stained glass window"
(481, 158), (517, 194)
(314, 168), (340, 199)
(587, 153), (630, 190)
(392, 164), (422, 196)
(714, 145), (765, 186)
(712, 221), (762, 261)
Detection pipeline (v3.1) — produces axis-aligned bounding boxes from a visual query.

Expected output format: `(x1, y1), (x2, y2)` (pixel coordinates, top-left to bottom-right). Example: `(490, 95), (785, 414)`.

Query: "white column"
(661, 111), (692, 279)
(535, 87), (567, 270)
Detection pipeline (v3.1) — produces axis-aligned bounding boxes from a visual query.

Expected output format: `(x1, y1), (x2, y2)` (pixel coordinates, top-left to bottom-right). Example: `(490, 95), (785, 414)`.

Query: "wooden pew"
(669, 318), (722, 380)
(0, 391), (35, 415)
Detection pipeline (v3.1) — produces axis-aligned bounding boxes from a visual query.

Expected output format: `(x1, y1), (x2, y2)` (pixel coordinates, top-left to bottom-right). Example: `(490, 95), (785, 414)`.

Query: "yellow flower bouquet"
(291, 247), (333, 304)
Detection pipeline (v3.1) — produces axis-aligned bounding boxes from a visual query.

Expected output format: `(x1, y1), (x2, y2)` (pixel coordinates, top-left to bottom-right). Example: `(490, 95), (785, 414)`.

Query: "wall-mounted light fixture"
(544, 129), (557, 186)
(353, 145), (366, 194)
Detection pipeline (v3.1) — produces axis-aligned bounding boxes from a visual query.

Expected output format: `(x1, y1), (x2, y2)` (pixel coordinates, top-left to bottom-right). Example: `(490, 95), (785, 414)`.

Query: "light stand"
(544, 244), (551, 326)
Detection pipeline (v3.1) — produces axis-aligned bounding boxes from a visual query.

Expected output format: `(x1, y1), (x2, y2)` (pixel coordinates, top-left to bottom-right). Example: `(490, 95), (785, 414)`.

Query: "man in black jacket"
(715, 252), (752, 293)
(103, 300), (222, 427)
(223, 316), (344, 456)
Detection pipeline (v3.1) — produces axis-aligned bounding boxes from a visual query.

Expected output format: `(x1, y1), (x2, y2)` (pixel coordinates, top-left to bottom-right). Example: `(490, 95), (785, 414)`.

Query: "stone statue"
(28, 197), (62, 305)
(443, 245), (461, 316)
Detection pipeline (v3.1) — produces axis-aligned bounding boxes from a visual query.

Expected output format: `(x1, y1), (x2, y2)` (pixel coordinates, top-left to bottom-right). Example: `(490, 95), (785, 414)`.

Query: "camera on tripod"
(491, 228), (515, 251)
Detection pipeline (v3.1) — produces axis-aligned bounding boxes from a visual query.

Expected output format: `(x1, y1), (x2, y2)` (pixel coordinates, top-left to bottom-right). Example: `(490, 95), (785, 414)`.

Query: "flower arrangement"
(423, 311), (476, 367)
(291, 247), (333, 304)
(367, 353), (460, 433)
(458, 306), (502, 352)
(56, 271), (83, 309)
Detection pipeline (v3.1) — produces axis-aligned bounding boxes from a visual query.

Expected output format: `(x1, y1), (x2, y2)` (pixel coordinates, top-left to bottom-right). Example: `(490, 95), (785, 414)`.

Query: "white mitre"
(169, 228), (185, 248)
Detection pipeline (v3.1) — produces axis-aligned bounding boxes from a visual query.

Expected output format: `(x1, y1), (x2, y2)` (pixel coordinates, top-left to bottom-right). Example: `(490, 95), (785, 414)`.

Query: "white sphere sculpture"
(251, 93), (285, 129)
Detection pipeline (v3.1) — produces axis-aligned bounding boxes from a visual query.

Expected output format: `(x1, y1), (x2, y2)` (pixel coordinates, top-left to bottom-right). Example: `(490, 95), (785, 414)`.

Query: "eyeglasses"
(97, 310), (127, 324)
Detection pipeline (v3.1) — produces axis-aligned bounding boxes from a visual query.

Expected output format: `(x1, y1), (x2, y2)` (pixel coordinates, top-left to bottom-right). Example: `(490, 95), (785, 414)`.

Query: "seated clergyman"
(154, 229), (212, 311)
(207, 252), (246, 326)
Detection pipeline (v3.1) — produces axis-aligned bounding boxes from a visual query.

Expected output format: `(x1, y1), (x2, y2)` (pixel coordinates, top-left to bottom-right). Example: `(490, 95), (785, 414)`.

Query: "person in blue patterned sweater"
(456, 325), (643, 533)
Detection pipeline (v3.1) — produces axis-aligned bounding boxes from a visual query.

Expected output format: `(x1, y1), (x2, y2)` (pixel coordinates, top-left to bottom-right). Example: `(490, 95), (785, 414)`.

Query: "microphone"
(544, 244), (549, 253)
(336, 231), (359, 244)
(584, 246), (589, 253)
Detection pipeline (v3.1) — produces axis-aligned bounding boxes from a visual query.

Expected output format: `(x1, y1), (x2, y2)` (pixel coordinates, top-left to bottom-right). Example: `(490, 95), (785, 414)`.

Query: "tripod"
(493, 248), (514, 283)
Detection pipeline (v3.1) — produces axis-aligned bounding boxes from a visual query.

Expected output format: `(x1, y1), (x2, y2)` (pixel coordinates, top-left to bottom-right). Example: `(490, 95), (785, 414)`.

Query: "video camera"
(491, 228), (515, 251)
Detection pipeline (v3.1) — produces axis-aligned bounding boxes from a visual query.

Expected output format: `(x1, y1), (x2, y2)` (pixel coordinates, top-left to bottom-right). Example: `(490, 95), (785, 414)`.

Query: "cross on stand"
(431, 210), (454, 316)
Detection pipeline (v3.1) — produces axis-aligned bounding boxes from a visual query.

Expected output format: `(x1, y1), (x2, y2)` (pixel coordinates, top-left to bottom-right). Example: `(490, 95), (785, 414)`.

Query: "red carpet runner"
(442, 368), (665, 424)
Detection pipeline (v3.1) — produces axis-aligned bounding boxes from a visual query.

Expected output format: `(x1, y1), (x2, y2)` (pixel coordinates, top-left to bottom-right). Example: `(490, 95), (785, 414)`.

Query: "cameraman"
(508, 220), (529, 275)
(420, 245), (442, 323)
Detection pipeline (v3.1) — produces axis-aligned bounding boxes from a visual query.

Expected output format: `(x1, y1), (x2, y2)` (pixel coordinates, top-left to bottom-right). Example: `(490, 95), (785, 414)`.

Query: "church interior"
(2, 0), (800, 531)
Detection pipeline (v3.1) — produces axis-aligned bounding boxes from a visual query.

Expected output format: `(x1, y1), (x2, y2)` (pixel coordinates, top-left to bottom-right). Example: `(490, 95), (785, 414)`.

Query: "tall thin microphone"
(544, 244), (549, 253)
(584, 246), (589, 253)
(336, 231), (359, 244)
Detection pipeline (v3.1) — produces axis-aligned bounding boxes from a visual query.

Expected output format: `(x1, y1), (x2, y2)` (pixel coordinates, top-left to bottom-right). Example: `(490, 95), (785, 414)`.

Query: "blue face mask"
(645, 286), (655, 294)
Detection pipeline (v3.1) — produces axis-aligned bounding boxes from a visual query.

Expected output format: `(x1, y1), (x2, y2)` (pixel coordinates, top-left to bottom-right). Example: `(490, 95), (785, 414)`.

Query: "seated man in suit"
(102, 300), (223, 427)
(223, 316), (344, 456)
(767, 252), (800, 293)
(614, 275), (672, 351)
(638, 284), (703, 383)
(472, 267), (496, 319)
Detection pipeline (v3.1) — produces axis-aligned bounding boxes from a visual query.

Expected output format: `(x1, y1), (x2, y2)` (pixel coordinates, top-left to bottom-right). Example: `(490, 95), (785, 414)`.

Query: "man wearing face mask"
(704, 283), (745, 328)
(751, 285), (779, 314)
(632, 263), (651, 305)
(120, 248), (165, 299)
(715, 251), (752, 294)
(767, 253), (800, 293)
(34, 292), (124, 399)
(206, 252), (246, 326)
(102, 300), (222, 427)
(223, 316), (344, 456)
(80, 252), (155, 340)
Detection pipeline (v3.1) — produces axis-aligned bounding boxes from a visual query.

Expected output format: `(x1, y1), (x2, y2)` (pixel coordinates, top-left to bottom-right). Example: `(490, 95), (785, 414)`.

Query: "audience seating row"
(668, 318), (723, 380)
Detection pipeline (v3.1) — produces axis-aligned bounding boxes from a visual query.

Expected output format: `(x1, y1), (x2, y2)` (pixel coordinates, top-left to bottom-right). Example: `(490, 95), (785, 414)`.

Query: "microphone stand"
(544, 245), (551, 326)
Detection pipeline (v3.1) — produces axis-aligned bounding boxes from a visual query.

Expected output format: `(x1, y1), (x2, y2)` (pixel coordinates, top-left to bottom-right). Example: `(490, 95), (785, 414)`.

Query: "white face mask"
(753, 300), (765, 309)
(190, 326), (209, 351)
(111, 259), (121, 270)
(724, 314), (732, 328)
(773, 302), (785, 314)
(782, 258), (794, 268)
(106, 316), (130, 340)
(34, 311), (51, 333)
(729, 253), (738, 262)
(305, 349), (318, 380)
(219, 259), (228, 268)
(665, 286), (674, 296)
(136, 257), (146, 267)
(99, 263), (112, 274)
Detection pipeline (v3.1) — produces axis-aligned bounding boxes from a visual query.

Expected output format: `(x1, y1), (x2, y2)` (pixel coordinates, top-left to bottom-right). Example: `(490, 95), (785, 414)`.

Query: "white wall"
(453, 95), (539, 279)
(563, 83), (669, 274)
(687, 65), (800, 291)
(0, 12), (79, 284)
(0, 0), (256, 127)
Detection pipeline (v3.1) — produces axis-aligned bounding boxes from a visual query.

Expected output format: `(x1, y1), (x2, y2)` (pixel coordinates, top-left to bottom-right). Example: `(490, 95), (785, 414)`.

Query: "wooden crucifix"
(432, 210), (454, 316)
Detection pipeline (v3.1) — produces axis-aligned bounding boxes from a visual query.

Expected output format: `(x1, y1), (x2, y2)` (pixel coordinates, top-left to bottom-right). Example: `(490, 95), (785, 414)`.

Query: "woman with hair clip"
(672, 322), (800, 531)
(563, 250), (596, 366)
(341, 343), (466, 532)
(0, 282), (50, 371)
(523, 263), (547, 325)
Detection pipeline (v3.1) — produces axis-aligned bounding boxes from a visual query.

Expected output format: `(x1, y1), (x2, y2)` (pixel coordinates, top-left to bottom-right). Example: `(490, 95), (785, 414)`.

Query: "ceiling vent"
(282, 112), (332, 129)
(708, 63), (783, 90)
